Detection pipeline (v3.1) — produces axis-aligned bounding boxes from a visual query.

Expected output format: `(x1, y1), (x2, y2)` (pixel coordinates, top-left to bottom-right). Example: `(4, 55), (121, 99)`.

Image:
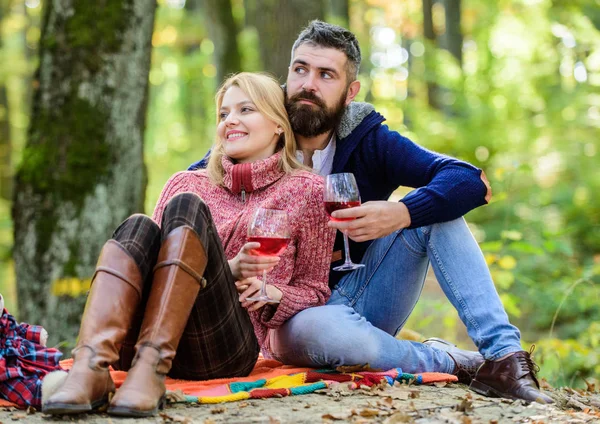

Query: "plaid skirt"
(112, 192), (259, 380)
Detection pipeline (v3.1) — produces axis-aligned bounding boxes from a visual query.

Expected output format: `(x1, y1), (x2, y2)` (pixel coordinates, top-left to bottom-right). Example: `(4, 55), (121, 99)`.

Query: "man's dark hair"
(291, 20), (361, 82)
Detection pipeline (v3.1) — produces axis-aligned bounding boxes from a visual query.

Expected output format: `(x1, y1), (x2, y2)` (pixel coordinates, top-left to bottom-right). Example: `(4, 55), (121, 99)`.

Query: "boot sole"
(42, 397), (108, 415)
(107, 395), (166, 417)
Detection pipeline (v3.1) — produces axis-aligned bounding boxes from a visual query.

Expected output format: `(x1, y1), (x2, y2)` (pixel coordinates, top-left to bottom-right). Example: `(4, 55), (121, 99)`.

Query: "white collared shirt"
(295, 135), (336, 177)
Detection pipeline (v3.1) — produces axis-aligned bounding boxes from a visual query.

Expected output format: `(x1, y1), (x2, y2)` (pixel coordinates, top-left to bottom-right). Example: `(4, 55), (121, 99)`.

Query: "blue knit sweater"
(189, 102), (488, 287)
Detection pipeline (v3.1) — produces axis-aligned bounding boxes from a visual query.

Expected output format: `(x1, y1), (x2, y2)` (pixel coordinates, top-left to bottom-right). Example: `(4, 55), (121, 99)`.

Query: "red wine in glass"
(247, 236), (290, 256)
(324, 173), (365, 271)
(245, 208), (291, 303)
(324, 201), (361, 222)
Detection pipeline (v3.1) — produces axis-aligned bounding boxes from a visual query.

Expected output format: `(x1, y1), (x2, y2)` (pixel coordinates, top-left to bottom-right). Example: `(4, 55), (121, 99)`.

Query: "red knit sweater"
(152, 152), (336, 351)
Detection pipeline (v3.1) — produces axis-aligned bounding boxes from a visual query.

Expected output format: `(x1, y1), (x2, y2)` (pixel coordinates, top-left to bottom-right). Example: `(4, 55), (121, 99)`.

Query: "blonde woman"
(43, 73), (335, 417)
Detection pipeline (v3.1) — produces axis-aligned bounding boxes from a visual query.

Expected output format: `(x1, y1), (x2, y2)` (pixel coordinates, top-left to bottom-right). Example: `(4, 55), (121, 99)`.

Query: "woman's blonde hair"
(206, 72), (306, 185)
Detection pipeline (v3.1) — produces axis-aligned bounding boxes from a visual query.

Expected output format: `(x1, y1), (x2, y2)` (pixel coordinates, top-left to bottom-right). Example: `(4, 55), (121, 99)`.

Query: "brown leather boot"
(108, 226), (207, 417)
(42, 241), (144, 414)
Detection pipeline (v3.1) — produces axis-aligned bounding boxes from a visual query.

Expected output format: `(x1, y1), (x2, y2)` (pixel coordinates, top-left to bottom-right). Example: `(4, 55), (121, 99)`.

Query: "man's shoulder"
(337, 102), (378, 139)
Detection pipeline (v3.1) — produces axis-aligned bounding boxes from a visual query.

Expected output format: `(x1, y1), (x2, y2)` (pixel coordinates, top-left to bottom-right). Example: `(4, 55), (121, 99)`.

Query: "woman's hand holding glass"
(236, 277), (283, 311)
(228, 242), (281, 280)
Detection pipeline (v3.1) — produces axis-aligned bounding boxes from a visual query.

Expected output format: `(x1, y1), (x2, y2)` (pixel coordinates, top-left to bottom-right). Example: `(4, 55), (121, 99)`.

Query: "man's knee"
(278, 305), (380, 366)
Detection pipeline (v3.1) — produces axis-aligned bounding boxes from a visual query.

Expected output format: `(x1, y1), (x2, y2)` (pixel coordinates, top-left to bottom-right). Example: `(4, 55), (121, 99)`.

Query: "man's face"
(285, 44), (354, 138)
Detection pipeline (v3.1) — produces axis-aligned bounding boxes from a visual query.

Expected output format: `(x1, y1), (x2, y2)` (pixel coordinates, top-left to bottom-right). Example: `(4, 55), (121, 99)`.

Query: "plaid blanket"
(0, 309), (63, 408)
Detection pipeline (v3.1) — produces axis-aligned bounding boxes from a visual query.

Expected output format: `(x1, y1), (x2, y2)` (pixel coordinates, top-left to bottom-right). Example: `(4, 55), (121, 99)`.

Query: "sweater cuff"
(260, 286), (303, 328)
(400, 189), (436, 229)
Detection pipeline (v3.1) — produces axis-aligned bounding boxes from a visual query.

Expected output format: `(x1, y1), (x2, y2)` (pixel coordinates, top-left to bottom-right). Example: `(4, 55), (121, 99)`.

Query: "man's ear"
(345, 80), (361, 106)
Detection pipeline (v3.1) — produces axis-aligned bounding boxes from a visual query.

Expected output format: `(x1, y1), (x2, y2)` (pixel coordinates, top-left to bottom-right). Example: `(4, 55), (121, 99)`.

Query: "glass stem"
(259, 270), (268, 297)
(343, 231), (353, 265)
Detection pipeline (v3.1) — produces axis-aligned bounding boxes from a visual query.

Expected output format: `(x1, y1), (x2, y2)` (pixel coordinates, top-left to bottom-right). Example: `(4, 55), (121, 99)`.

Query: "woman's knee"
(161, 192), (212, 234)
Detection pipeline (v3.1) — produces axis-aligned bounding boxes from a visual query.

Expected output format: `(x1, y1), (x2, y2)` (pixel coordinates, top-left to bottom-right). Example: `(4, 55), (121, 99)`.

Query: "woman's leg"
(43, 214), (160, 415)
(109, 193), (259, 417)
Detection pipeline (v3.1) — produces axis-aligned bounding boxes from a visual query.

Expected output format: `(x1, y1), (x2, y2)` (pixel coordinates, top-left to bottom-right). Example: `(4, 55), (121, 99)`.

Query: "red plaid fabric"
(0, 309), (63, 408)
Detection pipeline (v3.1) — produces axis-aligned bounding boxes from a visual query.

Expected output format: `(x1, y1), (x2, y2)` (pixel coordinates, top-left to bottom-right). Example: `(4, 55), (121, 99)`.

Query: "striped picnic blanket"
(0, 357), (457, 408)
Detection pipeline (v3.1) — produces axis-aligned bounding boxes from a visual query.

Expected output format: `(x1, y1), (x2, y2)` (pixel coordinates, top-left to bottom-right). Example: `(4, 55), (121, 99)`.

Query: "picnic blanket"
(0, 358), (457, 408)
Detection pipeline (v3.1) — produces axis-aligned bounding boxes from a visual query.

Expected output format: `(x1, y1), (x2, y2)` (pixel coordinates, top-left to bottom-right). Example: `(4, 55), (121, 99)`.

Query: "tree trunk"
(0, 1), (11, 200)
(327, 0), (349, 28)
(12, 0), (156, 346)
(422, 0), (440, 109)
(246, 0), (325, 81)
(0, 84), (10, 201)
(204, 0), (241, 84)
(439, 0), (462, 65)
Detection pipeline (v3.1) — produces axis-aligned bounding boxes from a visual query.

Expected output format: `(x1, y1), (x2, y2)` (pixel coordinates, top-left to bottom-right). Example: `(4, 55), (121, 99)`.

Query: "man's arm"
(330, 125), (490, 240)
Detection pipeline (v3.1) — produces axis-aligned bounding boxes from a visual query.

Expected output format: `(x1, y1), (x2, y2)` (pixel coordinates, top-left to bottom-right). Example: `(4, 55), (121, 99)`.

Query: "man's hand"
(236, 277), (283, 311)
(228, 242), (280, 280)
(328, 201), (411, 242)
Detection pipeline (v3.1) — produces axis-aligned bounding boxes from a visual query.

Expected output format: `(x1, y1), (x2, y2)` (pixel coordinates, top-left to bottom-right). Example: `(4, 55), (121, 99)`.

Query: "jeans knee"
(278, 305), (380, 367)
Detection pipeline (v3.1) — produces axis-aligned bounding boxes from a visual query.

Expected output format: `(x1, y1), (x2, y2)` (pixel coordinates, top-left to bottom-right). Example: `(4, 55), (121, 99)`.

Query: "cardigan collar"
(222, 152), (285, 195)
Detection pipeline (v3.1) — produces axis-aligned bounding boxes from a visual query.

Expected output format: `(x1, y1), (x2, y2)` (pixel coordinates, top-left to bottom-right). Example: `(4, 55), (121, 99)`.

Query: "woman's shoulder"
(167, 169), (209, 183)
(287, 169), (325, 186)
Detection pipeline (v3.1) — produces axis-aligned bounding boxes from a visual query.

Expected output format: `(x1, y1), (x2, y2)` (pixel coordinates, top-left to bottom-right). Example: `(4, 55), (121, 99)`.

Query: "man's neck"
(296, 131), (333, 167)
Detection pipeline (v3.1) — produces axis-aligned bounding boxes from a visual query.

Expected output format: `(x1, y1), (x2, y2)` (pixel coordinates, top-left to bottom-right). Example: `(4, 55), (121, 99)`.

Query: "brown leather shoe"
(470, 347), (553, 404)
(43, 241), (144, 414)
(108, 226), (207, 417)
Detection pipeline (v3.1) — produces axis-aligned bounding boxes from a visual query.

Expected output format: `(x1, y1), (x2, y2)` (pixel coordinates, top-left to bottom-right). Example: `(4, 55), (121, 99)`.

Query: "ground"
(1, 384), (599, 424)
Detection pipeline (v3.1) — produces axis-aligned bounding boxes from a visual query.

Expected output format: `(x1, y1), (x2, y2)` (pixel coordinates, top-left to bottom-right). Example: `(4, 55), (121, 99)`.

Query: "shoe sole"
(42, 397), (108, 415)
(470, 379), (519, 401)
(107, 395), (166, 417)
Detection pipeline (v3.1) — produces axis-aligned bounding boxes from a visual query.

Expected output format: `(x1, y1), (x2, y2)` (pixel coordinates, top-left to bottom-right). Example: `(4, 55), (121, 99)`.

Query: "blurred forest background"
(0, 0), (598, 389)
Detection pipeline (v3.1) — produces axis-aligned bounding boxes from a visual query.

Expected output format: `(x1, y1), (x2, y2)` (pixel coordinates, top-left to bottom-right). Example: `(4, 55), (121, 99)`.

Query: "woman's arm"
(256, 178), (336, 328)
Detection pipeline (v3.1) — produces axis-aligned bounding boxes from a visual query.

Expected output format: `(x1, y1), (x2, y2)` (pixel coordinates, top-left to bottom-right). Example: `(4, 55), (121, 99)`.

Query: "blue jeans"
(268, 218), (522, 374)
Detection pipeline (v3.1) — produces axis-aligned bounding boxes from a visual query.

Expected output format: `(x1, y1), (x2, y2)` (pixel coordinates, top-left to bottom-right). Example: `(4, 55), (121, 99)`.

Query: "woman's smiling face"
(217, 86), (281, 164)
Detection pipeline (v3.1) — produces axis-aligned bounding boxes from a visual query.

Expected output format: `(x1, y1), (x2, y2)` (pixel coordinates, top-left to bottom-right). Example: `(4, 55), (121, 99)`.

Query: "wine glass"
(324, 173), (365, 271)
(245, 208), (291, 303)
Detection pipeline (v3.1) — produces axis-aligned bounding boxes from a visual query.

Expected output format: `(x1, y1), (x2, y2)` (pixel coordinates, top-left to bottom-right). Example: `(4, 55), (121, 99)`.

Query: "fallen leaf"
(322, 412), (352, 420)
(210, 407), (226, 414)
(379, 396), (394, 407)
(304, 403), (311, 408)
(386, 387), (410, 400)
(359, 409), (380, 417)
(203, 420), (216, 424)
(409, 389), (420, 399)
(25, 407), (35, 415)
(383, 411), (413, 423)
(268, 417), (280, 424)
(10, 413), (26, 420)
(238, 401), (250, 408)
(456, 394), (473, 413)
(158, 413), (194, 423)
(166, 389), (187, 403)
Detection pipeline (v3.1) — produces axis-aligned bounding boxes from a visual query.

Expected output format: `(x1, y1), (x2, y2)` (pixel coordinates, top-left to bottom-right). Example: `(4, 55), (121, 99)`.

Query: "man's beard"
(285, 90), (347, 138)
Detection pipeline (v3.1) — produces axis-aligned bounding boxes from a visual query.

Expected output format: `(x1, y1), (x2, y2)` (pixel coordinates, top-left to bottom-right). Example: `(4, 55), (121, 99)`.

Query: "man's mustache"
(288, 91), (326, 109)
